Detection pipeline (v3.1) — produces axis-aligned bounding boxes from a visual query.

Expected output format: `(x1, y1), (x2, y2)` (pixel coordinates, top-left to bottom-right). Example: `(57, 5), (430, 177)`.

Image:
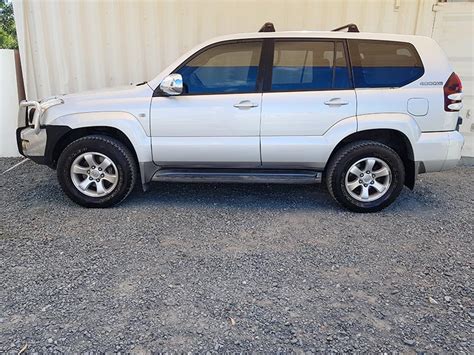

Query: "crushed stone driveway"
(0, 158), (472, 353)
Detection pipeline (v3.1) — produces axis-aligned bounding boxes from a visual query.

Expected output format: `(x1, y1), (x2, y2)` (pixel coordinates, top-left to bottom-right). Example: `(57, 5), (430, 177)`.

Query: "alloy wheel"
(70, 152), (119, 197)
(344, 157), (392, 202)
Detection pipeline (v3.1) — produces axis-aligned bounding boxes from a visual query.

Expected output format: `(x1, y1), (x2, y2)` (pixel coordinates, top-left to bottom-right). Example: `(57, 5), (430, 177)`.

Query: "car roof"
(206, 30), (430, 43)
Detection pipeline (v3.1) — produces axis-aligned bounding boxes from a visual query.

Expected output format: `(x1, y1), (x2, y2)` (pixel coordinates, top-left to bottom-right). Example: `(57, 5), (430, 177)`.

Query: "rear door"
(260, 39), (356, 168)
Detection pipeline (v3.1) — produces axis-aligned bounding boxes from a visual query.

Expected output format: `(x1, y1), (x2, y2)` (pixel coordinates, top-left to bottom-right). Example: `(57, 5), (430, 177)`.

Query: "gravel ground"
(0, 157), (472, 353)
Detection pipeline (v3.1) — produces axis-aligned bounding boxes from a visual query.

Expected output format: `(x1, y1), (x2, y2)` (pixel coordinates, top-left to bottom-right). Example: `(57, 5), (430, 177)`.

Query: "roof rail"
(259, 22), (275, 32)
(332, 23), (359, 33)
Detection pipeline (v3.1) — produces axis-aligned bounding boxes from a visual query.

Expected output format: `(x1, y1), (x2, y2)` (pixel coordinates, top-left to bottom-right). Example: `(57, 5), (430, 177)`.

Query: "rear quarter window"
(348, 40), (424, 88)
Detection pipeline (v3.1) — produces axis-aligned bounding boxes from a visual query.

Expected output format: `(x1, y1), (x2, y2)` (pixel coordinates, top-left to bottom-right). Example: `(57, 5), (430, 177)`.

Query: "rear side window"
(348, 40), (424, 88)
(176, 41), (262, 95)
(271, 40), (351, 91)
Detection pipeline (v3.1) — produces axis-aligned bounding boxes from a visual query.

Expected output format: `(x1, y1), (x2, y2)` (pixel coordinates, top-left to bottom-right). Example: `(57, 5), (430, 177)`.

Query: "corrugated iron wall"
(13, 0), (437, 100)
(431, 1), (474, 156)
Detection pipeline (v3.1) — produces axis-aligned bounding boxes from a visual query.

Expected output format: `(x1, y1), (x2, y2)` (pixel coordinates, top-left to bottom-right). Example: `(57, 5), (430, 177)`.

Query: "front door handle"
(233, 100), (259, 109)
(324, 98), (349, 106)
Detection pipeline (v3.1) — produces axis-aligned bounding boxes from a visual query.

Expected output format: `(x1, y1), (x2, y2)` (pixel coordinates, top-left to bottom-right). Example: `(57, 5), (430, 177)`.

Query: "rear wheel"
(325, 141), (405, 213)
(57, 135), (137, 207)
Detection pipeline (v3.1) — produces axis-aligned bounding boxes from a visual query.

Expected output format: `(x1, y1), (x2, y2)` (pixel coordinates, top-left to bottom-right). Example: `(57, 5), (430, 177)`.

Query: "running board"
(151, 168), (322, 184)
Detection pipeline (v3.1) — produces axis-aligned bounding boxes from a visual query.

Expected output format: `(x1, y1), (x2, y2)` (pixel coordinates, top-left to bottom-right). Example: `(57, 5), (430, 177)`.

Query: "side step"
(152, 168), (322, 184)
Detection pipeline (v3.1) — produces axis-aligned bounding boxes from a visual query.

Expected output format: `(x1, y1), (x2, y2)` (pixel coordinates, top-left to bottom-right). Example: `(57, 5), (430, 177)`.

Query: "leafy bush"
(0, 0), (18, 49)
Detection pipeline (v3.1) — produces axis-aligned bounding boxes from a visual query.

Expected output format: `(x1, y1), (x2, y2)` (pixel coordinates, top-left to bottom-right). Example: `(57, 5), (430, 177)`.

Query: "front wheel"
(57, 135), (137, 207)
(325, 141), (405, 213)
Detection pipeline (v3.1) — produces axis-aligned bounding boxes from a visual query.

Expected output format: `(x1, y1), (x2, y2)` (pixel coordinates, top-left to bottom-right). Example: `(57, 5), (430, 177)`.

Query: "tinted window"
(348, 40), (424, 88)
(271, 41), (351, 91)
(176, 41), (262, 94)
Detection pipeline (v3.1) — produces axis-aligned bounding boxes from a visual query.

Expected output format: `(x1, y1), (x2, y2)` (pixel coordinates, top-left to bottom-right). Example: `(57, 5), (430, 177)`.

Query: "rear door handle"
(324, 98), (349, 106)
(233, 100), (259, 109)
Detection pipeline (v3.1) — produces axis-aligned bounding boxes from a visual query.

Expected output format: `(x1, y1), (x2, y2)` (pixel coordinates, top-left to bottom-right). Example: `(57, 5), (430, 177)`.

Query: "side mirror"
(159, 74), (183, 96)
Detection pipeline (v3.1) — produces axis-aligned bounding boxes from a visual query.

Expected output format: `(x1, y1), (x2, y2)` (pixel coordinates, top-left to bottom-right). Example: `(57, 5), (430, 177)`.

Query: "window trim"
(347, 39), (425, 89)
(262, 38), (354, 93)
(153, 39), (265, 97)
(153, 37), (425, 96)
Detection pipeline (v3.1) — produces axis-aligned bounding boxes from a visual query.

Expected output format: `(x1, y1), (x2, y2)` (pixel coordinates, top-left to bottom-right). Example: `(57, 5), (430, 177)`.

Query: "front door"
(260, 40), (356, 168)
(150, 40), (263, 167)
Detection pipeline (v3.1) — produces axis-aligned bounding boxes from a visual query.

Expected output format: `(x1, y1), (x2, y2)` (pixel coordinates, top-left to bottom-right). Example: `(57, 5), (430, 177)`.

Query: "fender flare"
(325, 113), (420, 189)
(46, 111), (154, 186)
(50, 111), (152, 163)
(356, 113), (421, 147)
(323, 113), (419, 161)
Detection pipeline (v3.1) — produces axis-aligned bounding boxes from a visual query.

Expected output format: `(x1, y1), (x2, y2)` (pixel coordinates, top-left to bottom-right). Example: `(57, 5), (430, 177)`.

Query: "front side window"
(271, 40), (351, 91)
(348, 40), (424, 88)
(176, 41), (262, 95)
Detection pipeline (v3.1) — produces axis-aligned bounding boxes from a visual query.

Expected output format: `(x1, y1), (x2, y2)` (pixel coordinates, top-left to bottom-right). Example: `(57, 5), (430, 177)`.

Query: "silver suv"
(17, 23), (464, 212)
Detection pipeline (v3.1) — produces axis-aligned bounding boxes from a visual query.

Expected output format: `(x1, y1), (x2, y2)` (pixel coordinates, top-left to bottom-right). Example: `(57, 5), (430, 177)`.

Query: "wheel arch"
(47, 126), (140, 171)
(326, 128), (417, 189)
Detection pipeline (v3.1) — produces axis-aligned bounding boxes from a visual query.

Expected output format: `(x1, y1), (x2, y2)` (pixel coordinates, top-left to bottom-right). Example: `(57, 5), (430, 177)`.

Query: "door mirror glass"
(160, 74), (183, 96)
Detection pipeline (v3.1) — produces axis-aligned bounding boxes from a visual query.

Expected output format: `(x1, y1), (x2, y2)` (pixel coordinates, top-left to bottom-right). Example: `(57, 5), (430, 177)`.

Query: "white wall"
(0, 50), (20, 157)
(7, 0), (474, 157)
(13, 0), (437, 100)
(431, 2), (474, 157)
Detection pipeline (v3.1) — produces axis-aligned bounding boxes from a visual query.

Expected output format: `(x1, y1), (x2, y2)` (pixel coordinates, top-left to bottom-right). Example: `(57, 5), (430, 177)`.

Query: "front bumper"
(16, 97), (67, 166)
(17, 125), (71, 167)
(17, 126), (48, 164)
(414, 130), (464, 173)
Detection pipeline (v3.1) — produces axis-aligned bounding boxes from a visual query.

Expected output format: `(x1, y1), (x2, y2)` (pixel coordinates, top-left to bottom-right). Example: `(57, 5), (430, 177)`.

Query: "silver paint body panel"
(150, 93), (262, 166)
(18, 31), (463, 185)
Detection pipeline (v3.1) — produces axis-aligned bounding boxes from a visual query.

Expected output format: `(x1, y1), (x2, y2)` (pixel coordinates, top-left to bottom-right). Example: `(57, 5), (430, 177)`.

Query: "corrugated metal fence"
(13, 0), (438, 100)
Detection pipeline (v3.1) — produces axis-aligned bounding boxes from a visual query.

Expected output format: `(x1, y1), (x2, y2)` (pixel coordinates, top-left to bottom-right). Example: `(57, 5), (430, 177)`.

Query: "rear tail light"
(444, 72), (463, 112)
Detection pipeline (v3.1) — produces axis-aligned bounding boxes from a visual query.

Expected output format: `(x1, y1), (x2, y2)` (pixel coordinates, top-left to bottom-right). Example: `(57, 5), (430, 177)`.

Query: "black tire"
(57, 135), (137, 208)
(325, 141), (405, 213)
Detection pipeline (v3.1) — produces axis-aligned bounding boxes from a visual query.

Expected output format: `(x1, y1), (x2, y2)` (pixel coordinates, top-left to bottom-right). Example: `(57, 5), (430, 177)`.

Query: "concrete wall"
(0, 50), (21, 157)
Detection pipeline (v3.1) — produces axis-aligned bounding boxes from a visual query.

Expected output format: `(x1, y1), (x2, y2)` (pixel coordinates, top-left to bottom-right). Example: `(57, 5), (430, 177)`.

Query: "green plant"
(0, 0), (18, 49)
